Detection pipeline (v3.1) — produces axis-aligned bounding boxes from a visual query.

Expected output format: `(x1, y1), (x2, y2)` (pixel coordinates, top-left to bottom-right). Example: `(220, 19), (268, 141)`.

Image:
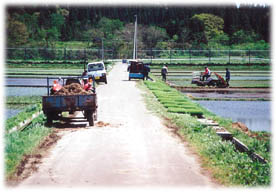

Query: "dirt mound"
(54, 83), (90, 96)
(232, 122), (270, 140)
(96, 121), (110, 127)
(232, 122), (249, 132)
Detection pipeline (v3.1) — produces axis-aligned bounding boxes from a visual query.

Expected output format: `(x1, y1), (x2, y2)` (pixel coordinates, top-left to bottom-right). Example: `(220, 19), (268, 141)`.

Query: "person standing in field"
(225, 68), (230, 86)
(161, 65), (168, 82)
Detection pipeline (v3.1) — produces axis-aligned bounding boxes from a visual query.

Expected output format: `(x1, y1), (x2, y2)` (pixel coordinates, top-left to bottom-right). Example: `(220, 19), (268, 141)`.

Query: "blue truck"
(128, 60), (145, 80)
(42, 77), (97, 126)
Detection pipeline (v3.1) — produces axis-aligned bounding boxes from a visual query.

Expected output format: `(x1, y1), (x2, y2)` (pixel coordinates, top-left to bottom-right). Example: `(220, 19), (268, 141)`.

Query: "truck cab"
(87, 61), (107, 84)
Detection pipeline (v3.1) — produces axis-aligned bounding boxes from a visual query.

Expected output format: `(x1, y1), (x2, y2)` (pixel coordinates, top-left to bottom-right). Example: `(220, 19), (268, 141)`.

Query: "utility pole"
(133, 15), (137, 60)
(101, 38), (104, 61)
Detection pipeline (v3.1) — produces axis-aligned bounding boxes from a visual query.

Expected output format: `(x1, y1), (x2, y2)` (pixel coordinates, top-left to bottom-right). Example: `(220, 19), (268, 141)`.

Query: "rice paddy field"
(150, 65), (271, 88)
(4, 62), (272, 186)
(141, 79), (271, 186)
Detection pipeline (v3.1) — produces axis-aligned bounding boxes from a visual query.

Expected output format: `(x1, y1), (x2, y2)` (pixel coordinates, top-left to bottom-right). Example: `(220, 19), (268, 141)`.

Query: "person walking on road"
(161, 65), (168, 82)
(202, 66), (211, 81)
(143, 64), (153, 81)
(225, 68), (230, 86)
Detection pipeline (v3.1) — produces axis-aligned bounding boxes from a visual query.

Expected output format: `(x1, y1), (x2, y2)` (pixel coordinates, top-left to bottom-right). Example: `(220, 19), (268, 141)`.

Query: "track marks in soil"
(9, 130), (61, 185)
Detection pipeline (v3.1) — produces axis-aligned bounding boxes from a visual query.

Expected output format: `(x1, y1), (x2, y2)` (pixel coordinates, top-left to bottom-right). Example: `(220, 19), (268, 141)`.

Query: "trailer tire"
(46, 114), (53, 125)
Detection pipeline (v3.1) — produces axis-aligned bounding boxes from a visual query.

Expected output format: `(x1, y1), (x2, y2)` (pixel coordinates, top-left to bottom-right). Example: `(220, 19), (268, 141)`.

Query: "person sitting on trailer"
(50, 80), (62, 95)
(202, 66), (211, 81)
(81, 77), (88, 87)
(84, 76), (96, 93)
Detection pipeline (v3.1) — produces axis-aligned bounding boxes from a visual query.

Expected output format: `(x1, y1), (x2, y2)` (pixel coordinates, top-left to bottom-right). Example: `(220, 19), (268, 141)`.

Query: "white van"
(87, 61), (107, 84)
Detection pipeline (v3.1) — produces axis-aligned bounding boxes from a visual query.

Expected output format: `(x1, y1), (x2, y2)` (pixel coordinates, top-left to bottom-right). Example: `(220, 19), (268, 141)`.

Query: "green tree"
(208, 33), (230, 49)
(97, 17), (123, 39)
(50, 13), (65, 32)
(39, 27), (59, 48)
(7, 18), (29, 47)
(141, 26), (168, 48)
(18, 12), (40, 42)
(190, 13), (224, 45)
(230, 30), (260, 44)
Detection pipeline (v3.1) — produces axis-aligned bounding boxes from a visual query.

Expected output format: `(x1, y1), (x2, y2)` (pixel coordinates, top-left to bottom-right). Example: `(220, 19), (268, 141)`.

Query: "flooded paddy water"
(184, 91), (270, 100)
(165, 71), (272, 133)
(5, 104), (26, 120)
(6, 87), (47, 97)
(195, 100), (271, 132)
(5, 78), (49, 120)
(5, 77), (272, 132)
(5, 87), (45, 120)
(180, 88), (271, 132)
(180, 89), (271, 132)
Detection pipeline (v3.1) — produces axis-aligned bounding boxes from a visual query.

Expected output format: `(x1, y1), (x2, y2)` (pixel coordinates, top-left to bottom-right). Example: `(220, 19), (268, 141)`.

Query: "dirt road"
(19, 62), (216, 187)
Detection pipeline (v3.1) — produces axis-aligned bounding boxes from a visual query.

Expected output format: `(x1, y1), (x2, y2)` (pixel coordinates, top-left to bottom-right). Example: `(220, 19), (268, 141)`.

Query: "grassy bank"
(5, 115), (52, 178)
(5, 96), (52, 178)
(139, 79), (271, 186)
(150, 64), (270, 71)
(5, 61), (115, 78)
(6, 96), (41, 104)
(6, 60), (113, 69)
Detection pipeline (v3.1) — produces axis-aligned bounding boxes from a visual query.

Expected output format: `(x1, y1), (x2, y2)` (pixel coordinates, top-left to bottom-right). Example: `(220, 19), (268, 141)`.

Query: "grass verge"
(6, 96), (41, 104)
(6, 60), (113, 69)
(150, 64), (270, 71)
(5, 114), (52, 178)
(5, 104), (41, 132)
(5, 96), (53, 178)
(138, 79), (271, 186)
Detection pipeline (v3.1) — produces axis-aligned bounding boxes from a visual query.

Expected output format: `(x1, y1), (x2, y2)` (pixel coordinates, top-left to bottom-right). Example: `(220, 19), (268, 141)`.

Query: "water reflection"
(195, 100), (271, 132)
(5, 104), (26, 120)
(5, 87), (47, 96)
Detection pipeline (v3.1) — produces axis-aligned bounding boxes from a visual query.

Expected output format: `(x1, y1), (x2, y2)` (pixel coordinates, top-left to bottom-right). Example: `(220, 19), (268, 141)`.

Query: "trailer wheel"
(46, 114), (53, 125)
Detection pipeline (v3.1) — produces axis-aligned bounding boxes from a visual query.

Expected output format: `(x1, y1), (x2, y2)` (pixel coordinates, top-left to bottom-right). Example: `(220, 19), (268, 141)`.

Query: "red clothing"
(84, 83), (92, 91)
(52, 82), (62, 92)
(204, 68), (210, 75)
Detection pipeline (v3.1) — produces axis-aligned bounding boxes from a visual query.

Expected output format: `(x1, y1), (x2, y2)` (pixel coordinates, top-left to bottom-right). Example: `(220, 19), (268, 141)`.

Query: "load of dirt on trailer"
(54, 83), (91, 95)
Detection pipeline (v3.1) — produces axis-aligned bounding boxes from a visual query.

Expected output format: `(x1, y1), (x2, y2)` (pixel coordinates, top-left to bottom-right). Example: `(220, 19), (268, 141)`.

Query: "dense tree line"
(6, 4), (270, 51)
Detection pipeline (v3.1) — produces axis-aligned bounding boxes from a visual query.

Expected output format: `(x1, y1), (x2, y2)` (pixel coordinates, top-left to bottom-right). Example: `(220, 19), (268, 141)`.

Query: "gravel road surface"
(19, 62), (217, 187)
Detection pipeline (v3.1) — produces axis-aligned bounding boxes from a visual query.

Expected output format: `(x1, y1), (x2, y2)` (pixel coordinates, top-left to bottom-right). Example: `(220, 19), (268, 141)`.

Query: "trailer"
(128, 60), (145, 80)
(42, 77), (97, 126)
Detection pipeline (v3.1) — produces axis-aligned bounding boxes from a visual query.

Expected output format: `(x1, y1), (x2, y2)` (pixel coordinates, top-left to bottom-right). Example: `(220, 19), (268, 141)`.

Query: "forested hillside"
(7, 4), (270, 51)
